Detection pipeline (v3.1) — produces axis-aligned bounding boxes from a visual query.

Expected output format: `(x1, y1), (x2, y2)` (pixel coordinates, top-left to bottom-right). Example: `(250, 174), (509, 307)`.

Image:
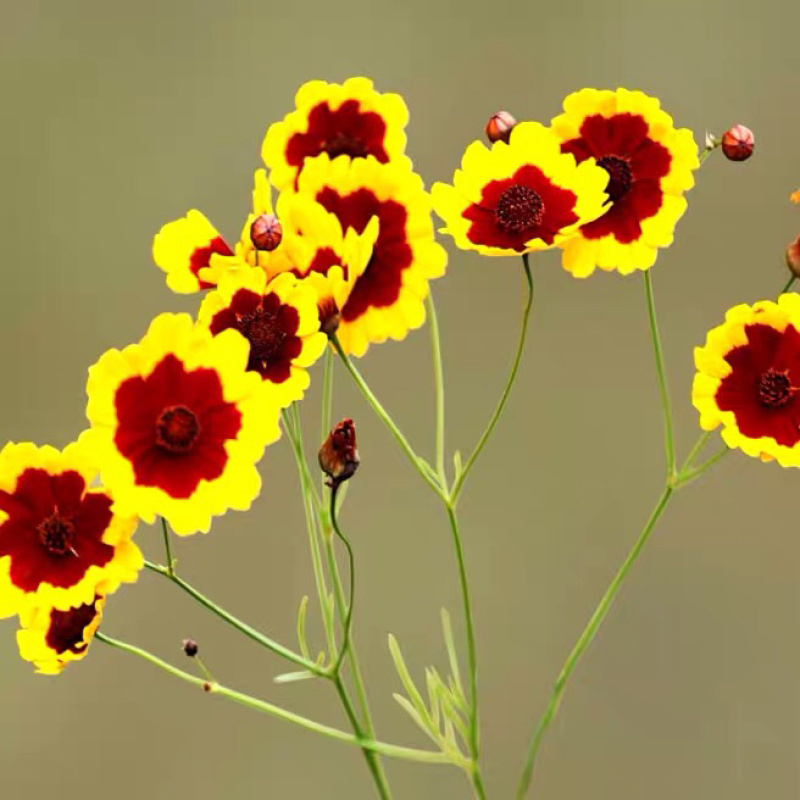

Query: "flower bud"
(786, 236), (800, 279)
(250, 214), (282, 251)
(485, 111), (516, 145)
(721, 125), (754, 162)
(182, 638), (199, 657)
(318, 418), (359, 489)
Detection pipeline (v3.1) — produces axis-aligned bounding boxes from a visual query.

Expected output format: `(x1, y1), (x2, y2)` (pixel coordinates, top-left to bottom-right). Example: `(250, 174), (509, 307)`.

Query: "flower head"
(551, 88), (699, 277)
(485, 111), (517, 144)
(0, 441), (141, 618)
(692, 295), (800, 466)
(432, 121), (609, 256)
(83, 313), (281, 535)
(721, 124), (754, 162)
(16, 594), (105, 674)
(293, 155), (447, 356)
(263, 77), (410, 191)
(197, 269), (327, 408)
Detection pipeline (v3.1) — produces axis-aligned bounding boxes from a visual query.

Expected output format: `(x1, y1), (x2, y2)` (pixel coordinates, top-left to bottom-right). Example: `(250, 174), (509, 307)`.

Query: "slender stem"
(330, 486), (355, 676)
(698, 145), (717, 165)
(143, 560), (322, 675)
(330, 334), (447, 501)
(427, 292), (448, 487)
(781, 274), (797, 294)
(160, 516), (175, 576)
(96, 632), (450, 765)
(321, 347), (335, 494)
(450, 254), (534, 503)
(515, 486), (674, 799)
(445, 503), (486, 799)
(675, 446), (729, 487)
(644, 271), (676, 478)
(680, 430), (712, 473)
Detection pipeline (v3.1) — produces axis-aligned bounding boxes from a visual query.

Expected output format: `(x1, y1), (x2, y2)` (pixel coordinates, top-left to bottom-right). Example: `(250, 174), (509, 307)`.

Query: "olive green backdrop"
(2, 1), (799, 797)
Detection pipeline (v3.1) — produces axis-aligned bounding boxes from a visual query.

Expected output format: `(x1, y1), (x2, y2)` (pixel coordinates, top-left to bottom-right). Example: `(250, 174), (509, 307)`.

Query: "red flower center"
(45, 597), (100, 655)
(239, 308), (286, 364)
(156, 405), (201, 454)
(323, 130), (370, 159)
(37, 512), (77, 557)
(758, 369), (793, 408)
(494, 185), (545, 233)
(597, 155), (633, 202)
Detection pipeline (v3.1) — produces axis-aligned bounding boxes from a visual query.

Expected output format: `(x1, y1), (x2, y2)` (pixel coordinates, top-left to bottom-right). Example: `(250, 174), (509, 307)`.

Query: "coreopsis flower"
(153, 170), (280, 293)
(267, 193), (380, 335)
(0, 442), (141, 618)
(16, 594), (105, 674)
(262, 77), (410, 191)
(692, 295), (800, 466)
(83, 313), (281, 535)
(431, 121), (609, 256)
(293, 154), (447, 357)
(551, 88), (699, 277)
(197, 269), (327, 408)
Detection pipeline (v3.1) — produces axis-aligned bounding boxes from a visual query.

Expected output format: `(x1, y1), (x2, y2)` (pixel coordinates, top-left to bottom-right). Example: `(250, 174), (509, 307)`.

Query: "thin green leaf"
(440, 608), (465, 702)
(296, 595), (310, 660)
(453, 450), (462, 476)
(273, 670), (315, 684)
(388, 635), (427, 718)
(425, 667), (443, 731)
(392, 694), (439, 747)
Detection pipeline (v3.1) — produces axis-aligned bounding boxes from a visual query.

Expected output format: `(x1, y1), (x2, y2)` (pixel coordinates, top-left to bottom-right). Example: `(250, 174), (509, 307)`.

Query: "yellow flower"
(432, 121), (609, 257)
(551, 88), (699, 277)
(290, 155), (447, 357)
(197, 269), (327, 408)
(0, 441), (141, 618)
(692, 294), (800, 466)
(16, 594), (105, 674)
(83, 313), (281, 535)
(152, 170), (285, 293)
(262, 77), (410, 191)
(791, 190), (800, 205)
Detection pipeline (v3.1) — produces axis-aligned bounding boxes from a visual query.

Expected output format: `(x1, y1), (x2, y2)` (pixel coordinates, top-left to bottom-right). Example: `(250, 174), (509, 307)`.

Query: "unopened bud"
(250, 214), (282, 251)
(721, 125), (754, 162)
(786, 236), (800, 279)
(182, 638), (199, 657)
(318, 418), (359, 489)
(485, 111), (516, 145)
(704, 131), (719, 150)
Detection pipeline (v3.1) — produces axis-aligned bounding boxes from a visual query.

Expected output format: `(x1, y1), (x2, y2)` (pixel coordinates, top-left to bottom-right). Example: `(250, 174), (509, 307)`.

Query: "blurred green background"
(2, 0), (800, 797)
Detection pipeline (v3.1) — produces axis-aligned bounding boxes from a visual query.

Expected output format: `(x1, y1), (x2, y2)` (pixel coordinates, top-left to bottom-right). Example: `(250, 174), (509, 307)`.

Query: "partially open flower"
(786, 235), (800, 279)
(692, 294), (800, 465)
(721, 125), (754, 161)
(485, 111), (516, 144)
(16, 594), (105, 674)
(0, 441), (141, 618)
(83, 313), (281, 535)
(319, 419), (359, 488)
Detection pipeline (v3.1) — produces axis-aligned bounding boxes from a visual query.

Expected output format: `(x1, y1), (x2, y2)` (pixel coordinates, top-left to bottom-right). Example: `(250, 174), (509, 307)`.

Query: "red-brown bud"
(318, 418), (359, 489)
(786, 235), (800, 279)
(250, 214), (282, 251)
(721, 125), (754, 162)
(485, 111), (517, 145)
(182, 638), (199, 657)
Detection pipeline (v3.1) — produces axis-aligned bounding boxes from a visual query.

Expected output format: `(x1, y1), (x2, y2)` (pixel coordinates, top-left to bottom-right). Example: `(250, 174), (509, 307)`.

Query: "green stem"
(515, 486), (674, 799)
(644, 271), (677, 477)
(330, 486), (355, 676)
(781, 274), (797, 294)
(427, 292), (448, 487)
(680, 430), (713, 472)
(320, 347), (335, 493)
(160, 516), (175, 576)
(95, 632), (450, 766)
(330, 334), (447, 501)
(445, 503), (486, 799)
(675, 446), (729, 487)
(450, 254), (534, 504)
(143, 560), (322, 675)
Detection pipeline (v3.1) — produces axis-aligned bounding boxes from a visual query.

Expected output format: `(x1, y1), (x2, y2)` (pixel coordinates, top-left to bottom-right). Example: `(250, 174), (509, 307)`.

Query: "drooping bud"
(318, 418), (359, 489)
(250, 214), (282, 251)
(786, 235), (800, 280)
(485, 111), (517, 145)
(721, 125), (754, 162)
(182, 638), (199, 657)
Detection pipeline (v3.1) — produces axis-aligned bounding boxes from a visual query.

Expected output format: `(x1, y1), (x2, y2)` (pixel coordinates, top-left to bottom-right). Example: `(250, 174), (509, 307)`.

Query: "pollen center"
(239, 308), (286, 366)
(495, 185), (545, 233)
(37, 512), (76, 556)
(758, 369), (793, 408)
(597, 156), (633, 202)
(156, 405), (201, 453)
(323, 132), (369, 159)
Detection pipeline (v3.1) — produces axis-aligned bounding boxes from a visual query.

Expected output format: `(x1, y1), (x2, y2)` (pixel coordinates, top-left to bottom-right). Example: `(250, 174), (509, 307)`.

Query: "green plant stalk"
(329, 486), (355, 676)
(160, 516), (175, 576)
(95, 632), (452, 765)
(320, 347), (335, 493)
(427, 293), (447, 486)
(450, 254), (534, 503)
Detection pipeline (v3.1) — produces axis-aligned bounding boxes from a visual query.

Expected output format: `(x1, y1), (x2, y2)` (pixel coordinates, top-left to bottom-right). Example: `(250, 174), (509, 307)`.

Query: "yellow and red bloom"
(83, 313), (281, 535)
(551, 88), (699, 277)
(293, 155), (447, 357)
(432, 121), (609, 257)
(263, 77), (410, 191)
(0, 442), (141, 618)
(16, 593), (105, 674)
(692, 295), (800, 466)
(197, 269), (327, 408)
